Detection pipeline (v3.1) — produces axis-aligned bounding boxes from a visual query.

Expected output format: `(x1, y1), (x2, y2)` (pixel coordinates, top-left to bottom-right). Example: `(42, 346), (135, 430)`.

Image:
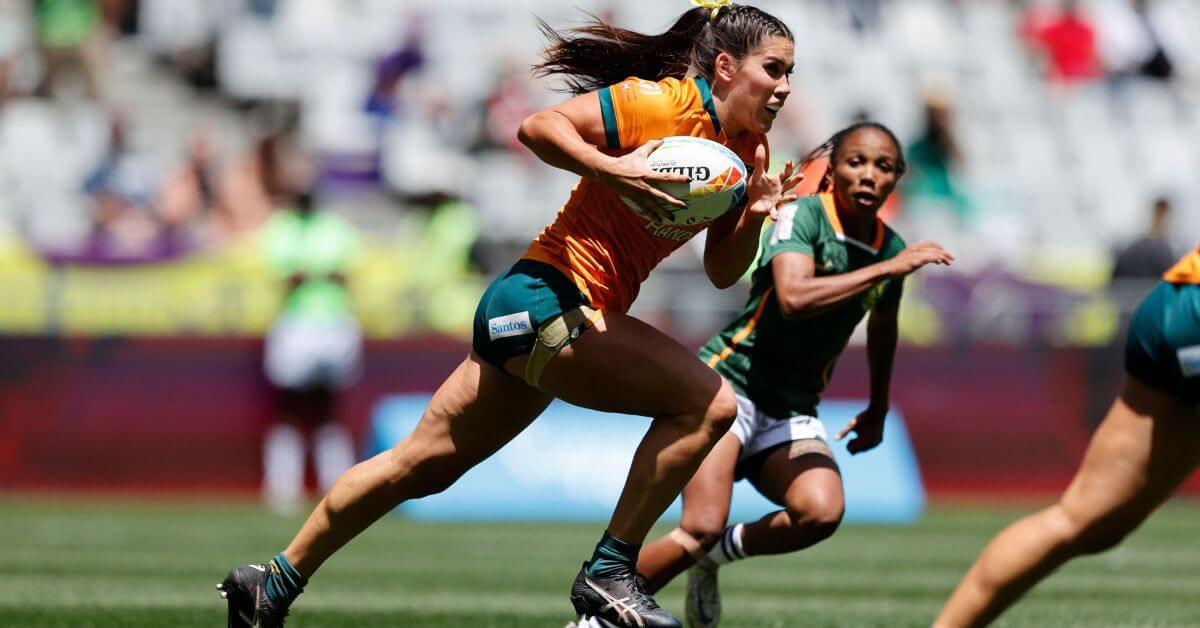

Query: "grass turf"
(1, 497), (1198, 627)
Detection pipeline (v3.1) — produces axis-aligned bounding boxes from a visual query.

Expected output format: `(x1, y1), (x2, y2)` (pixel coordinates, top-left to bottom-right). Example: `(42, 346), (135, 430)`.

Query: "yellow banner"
(0, 234), (482, 338)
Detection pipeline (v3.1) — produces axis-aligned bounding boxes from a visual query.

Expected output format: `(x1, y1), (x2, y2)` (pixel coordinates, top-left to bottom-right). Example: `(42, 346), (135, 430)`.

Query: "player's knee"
(1066, 517), (1132, 555)
(1051, 505), (1131, 556)
(680, 515), (728, 551)
(702, 381), (739, 436)
(787, 491), (845, 541)
(385, 446), (466, 500)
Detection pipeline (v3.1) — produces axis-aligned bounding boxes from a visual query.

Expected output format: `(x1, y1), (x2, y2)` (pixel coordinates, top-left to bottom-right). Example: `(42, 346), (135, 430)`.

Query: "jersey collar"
(819, 193), (885, 254)
(694, 76), (723, 136)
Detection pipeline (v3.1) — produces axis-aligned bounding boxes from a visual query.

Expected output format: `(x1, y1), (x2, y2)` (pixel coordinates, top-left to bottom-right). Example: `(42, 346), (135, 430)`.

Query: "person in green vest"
(635, 122), (953, 627)
(34, 0), (104, 100)
(261, 192), (363, 514)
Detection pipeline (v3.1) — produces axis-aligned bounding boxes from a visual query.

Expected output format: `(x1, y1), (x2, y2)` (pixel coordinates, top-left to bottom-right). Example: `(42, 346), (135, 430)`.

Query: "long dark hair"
(801, 122), (907, 193)
(534, 5), (792, 95)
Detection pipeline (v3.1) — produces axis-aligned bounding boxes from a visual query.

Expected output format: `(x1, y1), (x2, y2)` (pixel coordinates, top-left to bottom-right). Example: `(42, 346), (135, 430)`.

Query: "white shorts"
(730, 393), (829, 461)
(264, 316), (363, 390)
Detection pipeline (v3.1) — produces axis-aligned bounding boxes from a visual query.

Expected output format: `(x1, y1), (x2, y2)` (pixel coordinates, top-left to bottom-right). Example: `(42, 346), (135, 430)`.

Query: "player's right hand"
(886, 241), (954, 277)
(596, 139), (690, 223)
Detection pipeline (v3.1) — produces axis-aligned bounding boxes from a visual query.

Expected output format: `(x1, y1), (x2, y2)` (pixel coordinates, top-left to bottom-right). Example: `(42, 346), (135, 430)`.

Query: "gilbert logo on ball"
(622, 136), (748, 226)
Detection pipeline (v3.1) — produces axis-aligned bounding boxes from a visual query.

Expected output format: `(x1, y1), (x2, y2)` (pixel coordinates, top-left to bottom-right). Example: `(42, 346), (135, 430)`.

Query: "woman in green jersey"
(634, 122), (953, 628)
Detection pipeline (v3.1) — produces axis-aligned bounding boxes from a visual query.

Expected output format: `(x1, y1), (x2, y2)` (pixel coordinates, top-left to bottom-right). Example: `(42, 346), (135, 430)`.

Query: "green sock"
(586, 532), (640, 578)
(264, 553), (307, 607)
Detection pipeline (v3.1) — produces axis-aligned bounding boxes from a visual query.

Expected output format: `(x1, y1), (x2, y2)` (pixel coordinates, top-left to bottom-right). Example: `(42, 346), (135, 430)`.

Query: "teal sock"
(264, 553), (307, 607)
(586, 532), (641, 578)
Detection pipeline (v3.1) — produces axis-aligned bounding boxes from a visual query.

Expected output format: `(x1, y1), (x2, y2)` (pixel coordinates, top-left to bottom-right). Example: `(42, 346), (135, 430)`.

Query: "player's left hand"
(744, 145), (803, 221)
(835, 406), (887, 455)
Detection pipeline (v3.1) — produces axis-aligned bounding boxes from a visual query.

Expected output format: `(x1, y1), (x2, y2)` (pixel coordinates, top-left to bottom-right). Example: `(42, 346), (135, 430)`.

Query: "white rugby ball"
(622, 136), (748, 226)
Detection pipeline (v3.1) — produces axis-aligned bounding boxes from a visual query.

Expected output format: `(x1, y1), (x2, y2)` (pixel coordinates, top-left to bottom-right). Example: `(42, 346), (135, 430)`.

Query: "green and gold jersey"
(699, 193), (906, 419)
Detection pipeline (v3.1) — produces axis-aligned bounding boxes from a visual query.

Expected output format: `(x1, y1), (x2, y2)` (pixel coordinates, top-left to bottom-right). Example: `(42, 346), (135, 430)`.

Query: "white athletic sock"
(705, 523), (747, 566)
(263, 423), (305, 513)
(314, 423), (355, 493)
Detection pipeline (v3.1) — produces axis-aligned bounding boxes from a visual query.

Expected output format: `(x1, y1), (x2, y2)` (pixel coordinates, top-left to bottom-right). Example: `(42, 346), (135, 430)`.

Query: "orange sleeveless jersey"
(521, 76), (768, 313)
(1163, 246), (1200, 284)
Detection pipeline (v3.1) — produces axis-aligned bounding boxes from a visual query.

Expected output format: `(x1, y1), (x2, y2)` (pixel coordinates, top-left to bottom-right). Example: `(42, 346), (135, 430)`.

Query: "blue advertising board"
(367, 395), (925, 524)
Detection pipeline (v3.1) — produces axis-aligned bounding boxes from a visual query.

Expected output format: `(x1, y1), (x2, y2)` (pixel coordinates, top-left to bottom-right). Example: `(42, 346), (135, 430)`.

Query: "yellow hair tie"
(690, 0), (733, 21)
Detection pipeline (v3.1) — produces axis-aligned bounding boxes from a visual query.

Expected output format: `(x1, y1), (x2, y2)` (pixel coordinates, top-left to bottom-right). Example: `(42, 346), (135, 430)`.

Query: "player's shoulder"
(609, 75), (692, 101)
(766, 194), (824, 245)
(786, 194), (827, 227)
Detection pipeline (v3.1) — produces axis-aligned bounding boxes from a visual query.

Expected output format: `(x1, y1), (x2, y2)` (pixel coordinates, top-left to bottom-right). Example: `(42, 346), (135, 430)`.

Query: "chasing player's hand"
(596, 139), (690, 223)
(885, 242), (954, 277)
(835, 406), (887, 455)
(744, 145), (803, 221)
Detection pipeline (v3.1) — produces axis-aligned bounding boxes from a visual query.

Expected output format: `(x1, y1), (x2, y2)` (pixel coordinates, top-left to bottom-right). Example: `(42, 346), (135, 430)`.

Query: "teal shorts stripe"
(1125, 281), (1200, 405)
(598, 87), (620, 150)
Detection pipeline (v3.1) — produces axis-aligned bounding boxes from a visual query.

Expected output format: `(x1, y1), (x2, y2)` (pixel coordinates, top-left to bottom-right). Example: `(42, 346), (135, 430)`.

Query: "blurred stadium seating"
(0, 0), (1196, 342)
(1, 0), (1198, 496)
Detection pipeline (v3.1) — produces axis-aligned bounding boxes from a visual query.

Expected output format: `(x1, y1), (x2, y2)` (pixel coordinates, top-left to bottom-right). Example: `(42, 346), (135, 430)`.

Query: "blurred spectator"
(398, 190), (484, 334)
(34, 0), (106, 100)
(1111, 197), (1177, 280)
(261, 191), (363, 513)
(83, 114), (188, 258)
(473, 59), (536, 154)
(219, 105), (309, 233)
(904, 88), (969, 220)
(364, 20), (425, 119)
(1021, 0), (1102, 84)
(158, 126), (222, 244)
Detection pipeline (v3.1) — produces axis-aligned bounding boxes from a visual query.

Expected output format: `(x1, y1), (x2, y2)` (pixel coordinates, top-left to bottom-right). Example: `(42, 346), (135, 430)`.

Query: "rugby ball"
(622, 136), (747, 225)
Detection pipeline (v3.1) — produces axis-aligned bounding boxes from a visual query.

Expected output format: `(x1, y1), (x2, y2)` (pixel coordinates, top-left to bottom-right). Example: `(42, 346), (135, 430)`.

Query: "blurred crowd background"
(0, 0), (1197, 346)
(3, 0), (1200, 502)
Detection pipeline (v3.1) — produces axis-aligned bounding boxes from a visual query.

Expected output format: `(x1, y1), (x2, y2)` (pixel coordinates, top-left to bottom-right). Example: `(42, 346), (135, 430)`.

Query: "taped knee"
(669, 527), (714, 561)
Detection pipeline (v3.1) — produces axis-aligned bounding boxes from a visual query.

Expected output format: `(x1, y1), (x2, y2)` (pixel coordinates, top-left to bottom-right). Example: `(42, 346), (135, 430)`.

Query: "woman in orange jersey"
(218, 3), (802, 627)
(936, 246), (1200, 627)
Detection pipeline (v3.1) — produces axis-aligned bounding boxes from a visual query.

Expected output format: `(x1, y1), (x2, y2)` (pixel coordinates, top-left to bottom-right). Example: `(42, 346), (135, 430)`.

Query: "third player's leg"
(934, 377), (1200, 627)
(535, 311), (740, 545)
(638, 432), (741, 592)
(739, 439), (845, 556)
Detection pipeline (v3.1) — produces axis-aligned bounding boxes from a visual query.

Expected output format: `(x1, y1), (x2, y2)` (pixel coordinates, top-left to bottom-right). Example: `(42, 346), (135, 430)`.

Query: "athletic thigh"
(533, 310), (730, 418)
(751, 439), (844, 511)
(680, 432), (743, 535)
(1059, 377), (1200, 529)
(391, 351), (553, 475)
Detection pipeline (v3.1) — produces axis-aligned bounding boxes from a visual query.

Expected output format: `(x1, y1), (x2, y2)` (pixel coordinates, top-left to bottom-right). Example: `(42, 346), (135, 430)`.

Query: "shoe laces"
(612, 572), (660, 612)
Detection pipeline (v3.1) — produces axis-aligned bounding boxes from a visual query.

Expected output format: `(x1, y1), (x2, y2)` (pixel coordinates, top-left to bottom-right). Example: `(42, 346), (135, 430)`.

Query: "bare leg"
(637, 432), (741, 592)
(534, 311), (739, 545)
(739, 439), (844, 556)
(934, 377), (1200, 627)
(283, 353), (551, 576)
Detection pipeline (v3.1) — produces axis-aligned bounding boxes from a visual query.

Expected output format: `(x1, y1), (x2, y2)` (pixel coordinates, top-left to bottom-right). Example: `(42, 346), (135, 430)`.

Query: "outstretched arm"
(771, 242), (953, 319)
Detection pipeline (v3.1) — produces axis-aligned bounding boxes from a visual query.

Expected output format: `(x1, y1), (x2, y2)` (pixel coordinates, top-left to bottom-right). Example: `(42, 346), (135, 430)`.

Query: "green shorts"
(472, 259), (597, 384)
(1125, 281), (1200, 406)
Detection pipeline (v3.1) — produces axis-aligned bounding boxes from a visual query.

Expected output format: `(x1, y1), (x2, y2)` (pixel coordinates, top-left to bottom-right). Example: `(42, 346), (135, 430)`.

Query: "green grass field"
(1, 497), (1198, 627)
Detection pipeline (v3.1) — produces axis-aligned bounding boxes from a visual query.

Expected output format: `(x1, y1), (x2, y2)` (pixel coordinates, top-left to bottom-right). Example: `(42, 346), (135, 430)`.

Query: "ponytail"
(534, 4), (792, 95)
